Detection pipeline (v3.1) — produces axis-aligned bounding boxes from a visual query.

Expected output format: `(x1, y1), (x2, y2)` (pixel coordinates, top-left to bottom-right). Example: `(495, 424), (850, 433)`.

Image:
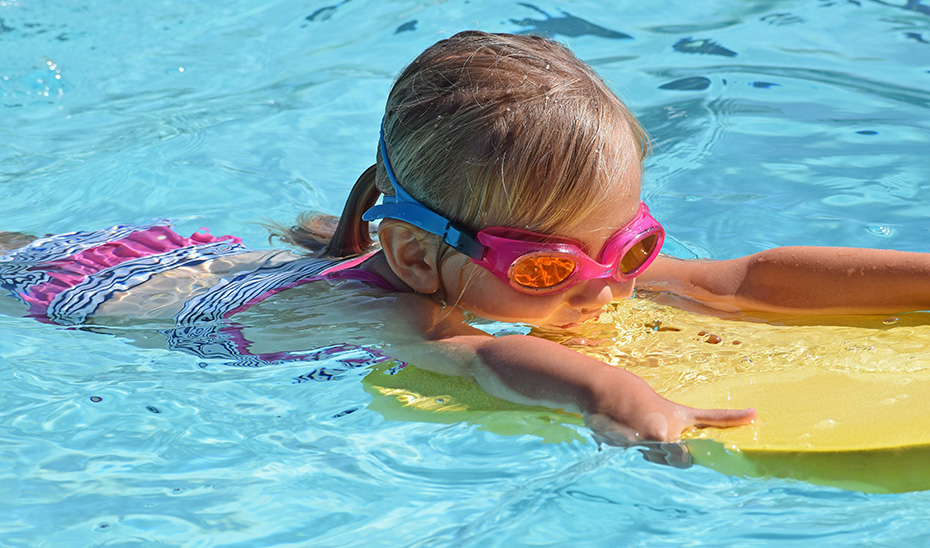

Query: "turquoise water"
(2, 0), (930, 546)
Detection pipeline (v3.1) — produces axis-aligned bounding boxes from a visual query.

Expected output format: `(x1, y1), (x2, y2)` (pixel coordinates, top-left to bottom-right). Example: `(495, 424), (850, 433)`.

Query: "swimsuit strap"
(320, 252), (395, 291)
(173, 254), (347, 325)
(164, 251), (390, 367)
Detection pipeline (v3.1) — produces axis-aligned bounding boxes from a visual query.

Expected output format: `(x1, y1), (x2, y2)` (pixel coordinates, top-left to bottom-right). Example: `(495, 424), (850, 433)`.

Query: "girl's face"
(439, 172), (643, 329)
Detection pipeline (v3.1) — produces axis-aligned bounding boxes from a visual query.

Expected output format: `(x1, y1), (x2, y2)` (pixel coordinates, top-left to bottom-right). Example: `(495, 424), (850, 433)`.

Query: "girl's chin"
(461, 306), (602, 330)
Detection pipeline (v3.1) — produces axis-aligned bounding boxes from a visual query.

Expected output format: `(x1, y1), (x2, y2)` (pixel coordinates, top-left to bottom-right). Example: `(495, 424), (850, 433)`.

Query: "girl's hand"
(583, 368), (756, 444)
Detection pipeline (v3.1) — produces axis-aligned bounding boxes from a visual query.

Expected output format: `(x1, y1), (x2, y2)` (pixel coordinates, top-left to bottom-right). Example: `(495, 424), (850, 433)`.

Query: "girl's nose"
(567, 279), (632, 309)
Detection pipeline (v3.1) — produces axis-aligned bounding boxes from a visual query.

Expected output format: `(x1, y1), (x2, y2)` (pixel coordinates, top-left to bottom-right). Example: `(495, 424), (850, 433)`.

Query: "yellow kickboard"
(667, 368), (930, 452)
(365, 297), (930, 493)
(669, 369), (930, 494)
(593, 298), (930, 493)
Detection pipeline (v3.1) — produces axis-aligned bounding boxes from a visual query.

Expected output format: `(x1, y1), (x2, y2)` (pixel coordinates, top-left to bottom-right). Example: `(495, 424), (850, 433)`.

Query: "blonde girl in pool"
(5, 31), (930, 443)
(276, 30), (930, 441)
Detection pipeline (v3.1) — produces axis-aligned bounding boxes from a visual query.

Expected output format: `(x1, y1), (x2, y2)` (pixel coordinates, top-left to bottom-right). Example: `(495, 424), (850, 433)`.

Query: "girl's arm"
(637, 247), (930, 314)
(438, 333), (755, 443)
(387, 294), (755, 443)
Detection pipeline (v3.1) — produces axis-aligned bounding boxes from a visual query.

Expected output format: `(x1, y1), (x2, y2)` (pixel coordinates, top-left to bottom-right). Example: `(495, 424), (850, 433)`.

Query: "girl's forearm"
(438, 333), (754, 442)
(457, 333), (635, 413)
(735, 247), (930, 312)
(639, 247), (930, 314)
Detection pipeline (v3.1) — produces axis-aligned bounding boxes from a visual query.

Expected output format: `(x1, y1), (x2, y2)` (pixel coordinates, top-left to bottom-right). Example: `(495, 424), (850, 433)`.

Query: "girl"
(3, 31), (929, 443)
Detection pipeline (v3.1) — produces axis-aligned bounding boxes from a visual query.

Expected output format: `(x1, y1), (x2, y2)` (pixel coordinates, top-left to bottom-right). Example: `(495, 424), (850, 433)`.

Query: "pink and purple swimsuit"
(0, 220), (397, 374)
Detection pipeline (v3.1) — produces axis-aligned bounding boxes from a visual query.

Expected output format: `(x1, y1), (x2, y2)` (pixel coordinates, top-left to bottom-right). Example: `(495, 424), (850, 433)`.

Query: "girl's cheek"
(441, 259), (565, 321)
(612, 279), (636, 300)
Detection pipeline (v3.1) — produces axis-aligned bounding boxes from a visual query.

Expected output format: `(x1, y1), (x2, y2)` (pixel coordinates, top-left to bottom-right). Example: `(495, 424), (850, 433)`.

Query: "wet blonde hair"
(277, 31), (649, 257)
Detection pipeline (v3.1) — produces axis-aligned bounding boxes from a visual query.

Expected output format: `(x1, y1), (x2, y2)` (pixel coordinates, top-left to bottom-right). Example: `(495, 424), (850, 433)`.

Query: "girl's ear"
(377, 222), (442, 294)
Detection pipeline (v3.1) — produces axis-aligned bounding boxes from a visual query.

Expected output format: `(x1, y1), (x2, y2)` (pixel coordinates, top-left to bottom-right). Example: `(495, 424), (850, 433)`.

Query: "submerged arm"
(440, 333), (754, 442)
(637, 247), (930, 315)
(387, 294), (755, 443)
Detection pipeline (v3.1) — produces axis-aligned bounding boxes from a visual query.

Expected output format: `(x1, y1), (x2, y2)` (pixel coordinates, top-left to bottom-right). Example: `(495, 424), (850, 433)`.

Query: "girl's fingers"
(689, 407), (757, 429)
(586, 406), (757, 445)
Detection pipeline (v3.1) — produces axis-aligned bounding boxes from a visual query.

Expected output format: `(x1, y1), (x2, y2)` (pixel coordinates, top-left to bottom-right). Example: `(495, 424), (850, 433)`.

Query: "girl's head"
(377, 31), (648, 236)
(298, 31), (655, 327)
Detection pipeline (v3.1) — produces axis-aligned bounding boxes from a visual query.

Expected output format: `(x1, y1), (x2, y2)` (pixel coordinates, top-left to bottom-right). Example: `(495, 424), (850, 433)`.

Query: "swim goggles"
(362, 126), (665, 295)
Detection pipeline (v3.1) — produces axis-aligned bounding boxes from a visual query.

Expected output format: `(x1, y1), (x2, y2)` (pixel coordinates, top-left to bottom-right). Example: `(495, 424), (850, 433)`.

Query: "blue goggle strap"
(362, 124), (485, 260)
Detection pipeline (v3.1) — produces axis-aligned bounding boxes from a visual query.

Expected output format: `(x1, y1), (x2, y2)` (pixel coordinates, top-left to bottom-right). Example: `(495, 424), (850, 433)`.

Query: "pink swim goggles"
(363, 125), (665, 295)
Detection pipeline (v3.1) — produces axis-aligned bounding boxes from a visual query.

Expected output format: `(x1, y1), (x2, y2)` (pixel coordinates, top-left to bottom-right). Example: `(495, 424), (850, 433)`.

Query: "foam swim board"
(596, 298), (930, 494)
(364, 361), (587, 445)
(364, 298), (930, 493)
(675, 369), (930, 495)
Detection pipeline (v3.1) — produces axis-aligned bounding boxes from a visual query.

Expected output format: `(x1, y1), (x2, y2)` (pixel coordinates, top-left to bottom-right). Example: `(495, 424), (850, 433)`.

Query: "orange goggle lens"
(510, 255), (578, 290)
(619, 233), (660, 275)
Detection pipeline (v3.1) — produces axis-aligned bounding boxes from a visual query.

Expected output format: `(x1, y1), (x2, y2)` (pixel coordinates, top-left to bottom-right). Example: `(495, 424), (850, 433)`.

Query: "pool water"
(3, 0), (930, 546)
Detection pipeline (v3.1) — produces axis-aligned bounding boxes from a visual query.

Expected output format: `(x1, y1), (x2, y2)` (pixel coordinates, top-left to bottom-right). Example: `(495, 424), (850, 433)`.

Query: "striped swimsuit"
(0, 220), (396, 374)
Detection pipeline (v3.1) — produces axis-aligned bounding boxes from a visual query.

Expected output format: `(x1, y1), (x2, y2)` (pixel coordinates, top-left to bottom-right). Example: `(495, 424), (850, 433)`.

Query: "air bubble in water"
(867, 224), (894, 237)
